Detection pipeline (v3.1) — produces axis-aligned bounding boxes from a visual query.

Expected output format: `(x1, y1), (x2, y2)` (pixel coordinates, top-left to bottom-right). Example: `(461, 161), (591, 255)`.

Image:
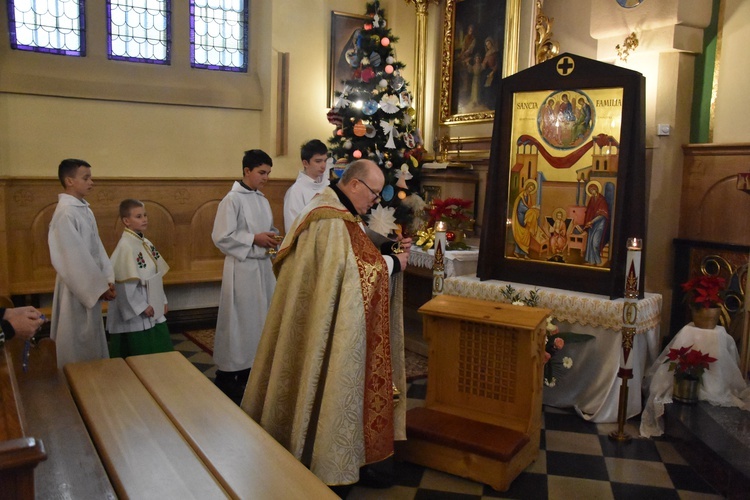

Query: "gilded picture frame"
(328, 11), (369, 107)
(439, 0), (520, 124)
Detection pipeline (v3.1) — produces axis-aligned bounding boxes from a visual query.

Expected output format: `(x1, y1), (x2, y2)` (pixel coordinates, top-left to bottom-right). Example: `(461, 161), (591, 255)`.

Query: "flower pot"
(691, 307), (720, 330)
(673, 376), (700, 404)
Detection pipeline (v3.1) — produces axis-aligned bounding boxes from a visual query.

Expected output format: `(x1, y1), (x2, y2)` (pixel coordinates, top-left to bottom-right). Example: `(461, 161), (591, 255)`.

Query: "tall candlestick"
(610, 236), (643, 442)
(432, 221), (447, 296)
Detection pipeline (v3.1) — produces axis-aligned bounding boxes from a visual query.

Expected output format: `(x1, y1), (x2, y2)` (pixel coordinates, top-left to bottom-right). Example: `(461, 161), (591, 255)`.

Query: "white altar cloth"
(442, 276), (663, 422)
(408, 246), (479, 278)
(640, 325), (750, 438)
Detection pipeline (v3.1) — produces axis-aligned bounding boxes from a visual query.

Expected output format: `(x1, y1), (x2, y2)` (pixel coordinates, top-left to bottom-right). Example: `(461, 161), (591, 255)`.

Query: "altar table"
(640, 325), (750, 438)
(408, 246), (479, 278)
(442, 276), (663, 423)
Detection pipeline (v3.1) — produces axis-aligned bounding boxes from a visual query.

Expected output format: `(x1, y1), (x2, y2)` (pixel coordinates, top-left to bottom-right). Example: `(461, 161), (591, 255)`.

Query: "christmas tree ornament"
(381, 184), (395, 202)
(364, 22), (373, 30)
(362, 99), (379, 115)
(384, 65), (394, 74)
(367, 205), (399, 236)
(380, 94), (400, 114)
(361, 56), (370, 66)
(397, 164), (413, 182)
(381, 37), (390, 47)
(327, 109), (343, 126)
(353, 121), (366, 137)
(386, 56), (395, 65)
(361, 67), (375, 83)
(373, 14), (383, 28)
(385, 160), (393, 169)
(353, 150), (362, 159)
(404, 132), (416, 148)
(365, 123), (377, 138)
(344, 140), (352, 149)
(380, 120), (397, 148)
(390, 74), (405, 91)
(369, 52), (381, 67)
(398, 190), (407, 200)
(378, 79), (388, 88)
(371, 35), (380, 44)
(336, 128), (343, 136)
(399, 92), (412, 108)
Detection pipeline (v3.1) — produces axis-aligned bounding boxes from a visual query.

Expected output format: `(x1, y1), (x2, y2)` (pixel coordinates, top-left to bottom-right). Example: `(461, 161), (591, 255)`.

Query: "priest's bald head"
(339, 160), (384, 216)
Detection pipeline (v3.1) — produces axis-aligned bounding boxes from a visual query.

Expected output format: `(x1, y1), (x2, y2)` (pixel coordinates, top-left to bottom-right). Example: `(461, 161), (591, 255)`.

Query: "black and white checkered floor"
(171, 332), (723, 499)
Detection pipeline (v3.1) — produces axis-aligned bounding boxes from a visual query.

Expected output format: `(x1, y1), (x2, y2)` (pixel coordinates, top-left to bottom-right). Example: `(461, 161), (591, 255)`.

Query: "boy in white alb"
(107, 199), (172, 357)
(48, 159), (116, 368)
(212, 149), (279, 403)
(283, 139), (330, 233)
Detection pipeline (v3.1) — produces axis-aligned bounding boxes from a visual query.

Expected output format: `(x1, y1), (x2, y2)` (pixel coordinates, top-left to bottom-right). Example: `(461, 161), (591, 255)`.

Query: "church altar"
(407, 246), (479, 278)
(441, 275), (663, 423)
(640, 325), (750, 438)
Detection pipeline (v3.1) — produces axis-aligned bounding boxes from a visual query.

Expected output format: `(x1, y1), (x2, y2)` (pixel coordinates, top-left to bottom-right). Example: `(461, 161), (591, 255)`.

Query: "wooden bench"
(65, 353), (337, 499)
(0, 343), (47, 499)
(396, 295), (550, 491)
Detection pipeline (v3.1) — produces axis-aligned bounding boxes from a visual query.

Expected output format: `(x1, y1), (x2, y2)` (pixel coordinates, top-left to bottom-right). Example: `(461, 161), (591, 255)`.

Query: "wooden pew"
(126, 352), (338, 500)
(64, 358), (230, 499)
(5, 335), (116, 498)
(0, 345), (47, 499)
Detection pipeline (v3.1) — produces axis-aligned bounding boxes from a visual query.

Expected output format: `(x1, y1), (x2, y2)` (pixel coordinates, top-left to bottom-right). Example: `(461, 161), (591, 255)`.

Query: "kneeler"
(396, 295), (550, 491)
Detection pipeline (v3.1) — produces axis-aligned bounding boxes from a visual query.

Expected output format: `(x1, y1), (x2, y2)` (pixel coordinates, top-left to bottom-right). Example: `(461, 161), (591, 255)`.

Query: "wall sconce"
(616, 32), (639, 62)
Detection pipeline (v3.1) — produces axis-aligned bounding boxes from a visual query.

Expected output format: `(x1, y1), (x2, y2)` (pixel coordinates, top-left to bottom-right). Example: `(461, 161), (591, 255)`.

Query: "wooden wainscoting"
(0, 177), (292, 297)
(679, 143), (750, 245)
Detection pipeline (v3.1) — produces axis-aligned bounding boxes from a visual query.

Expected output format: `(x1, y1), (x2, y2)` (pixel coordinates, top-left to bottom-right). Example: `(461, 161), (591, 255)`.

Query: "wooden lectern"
(396, 295), (550, 491)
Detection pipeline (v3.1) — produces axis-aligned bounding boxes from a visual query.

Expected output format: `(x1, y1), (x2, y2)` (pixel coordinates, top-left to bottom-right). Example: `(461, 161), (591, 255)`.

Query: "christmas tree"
(327, 1), (425, 230)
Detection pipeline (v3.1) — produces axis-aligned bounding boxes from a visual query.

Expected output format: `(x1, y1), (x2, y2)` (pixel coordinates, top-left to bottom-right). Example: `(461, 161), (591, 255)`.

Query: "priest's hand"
(143, 306), (155, 318)
(395, 251), (409, 271)
(399, 236), (413, 253)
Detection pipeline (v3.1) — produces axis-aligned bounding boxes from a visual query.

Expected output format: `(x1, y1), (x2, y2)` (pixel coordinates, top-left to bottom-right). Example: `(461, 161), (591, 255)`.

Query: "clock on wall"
(616, 0), (646, 7)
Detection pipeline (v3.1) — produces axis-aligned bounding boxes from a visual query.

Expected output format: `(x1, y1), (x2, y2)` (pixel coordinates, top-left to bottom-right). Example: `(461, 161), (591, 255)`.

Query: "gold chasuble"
(241, 188), (406, 486)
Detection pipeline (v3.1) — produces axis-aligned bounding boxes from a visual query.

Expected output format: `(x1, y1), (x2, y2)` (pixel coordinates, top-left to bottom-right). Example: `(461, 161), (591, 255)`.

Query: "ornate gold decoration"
(535, 0), (559, 64)
(438, 0), (520, 124)
(404, 0), (440, 133)
(615, 32), (639, 62)
(432, 238), (445, 296)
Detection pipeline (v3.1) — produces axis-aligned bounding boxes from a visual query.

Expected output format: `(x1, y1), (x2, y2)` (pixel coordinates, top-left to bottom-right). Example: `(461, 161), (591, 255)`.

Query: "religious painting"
(329, 11), (369, 107)
(478, 53), (647, 298)
(439, 0), (520, 124)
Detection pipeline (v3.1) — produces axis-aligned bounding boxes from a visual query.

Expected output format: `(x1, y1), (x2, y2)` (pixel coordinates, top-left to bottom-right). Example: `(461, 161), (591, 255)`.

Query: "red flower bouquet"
(664, 344), (717, 381)
(680, 275), (726, 309)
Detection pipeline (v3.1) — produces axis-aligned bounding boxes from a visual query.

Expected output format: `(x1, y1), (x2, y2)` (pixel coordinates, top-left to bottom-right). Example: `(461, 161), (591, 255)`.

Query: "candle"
(434, 221), (447, 255)
(625, 238), (642, 298)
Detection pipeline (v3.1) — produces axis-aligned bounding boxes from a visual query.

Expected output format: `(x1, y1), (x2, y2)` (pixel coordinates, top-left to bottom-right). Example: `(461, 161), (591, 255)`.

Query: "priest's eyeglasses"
(358, 179), (382, 204)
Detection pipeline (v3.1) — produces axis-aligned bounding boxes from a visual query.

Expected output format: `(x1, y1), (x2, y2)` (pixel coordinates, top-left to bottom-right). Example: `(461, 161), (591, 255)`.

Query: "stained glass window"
(190, 0), (248, 72)
(107, 0), (170, 64)
(8, 0), (86, 56)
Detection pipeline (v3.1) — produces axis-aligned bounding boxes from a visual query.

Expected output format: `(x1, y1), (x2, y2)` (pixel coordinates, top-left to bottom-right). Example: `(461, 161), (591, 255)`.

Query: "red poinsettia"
(427, 197), (473, 227)
(680, 275), (726, 309)
(664, 344), (717, 381)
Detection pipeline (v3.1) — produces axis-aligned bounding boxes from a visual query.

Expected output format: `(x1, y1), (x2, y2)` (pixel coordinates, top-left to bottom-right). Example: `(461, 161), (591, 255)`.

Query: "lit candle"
(434, 221), (447, 255)
(625, 238), (642, 298)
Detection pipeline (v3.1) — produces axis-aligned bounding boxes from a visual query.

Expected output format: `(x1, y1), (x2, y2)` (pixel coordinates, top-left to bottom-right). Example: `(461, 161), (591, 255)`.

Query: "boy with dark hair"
(283, 139), (330, 233)
(107, 199), (172, 357)
(212, 149), (279, 403)
(48, 158), (116, 368)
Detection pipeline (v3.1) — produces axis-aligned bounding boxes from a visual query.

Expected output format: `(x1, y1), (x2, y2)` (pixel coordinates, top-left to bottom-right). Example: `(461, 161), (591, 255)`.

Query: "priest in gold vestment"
(241, 160), (409, 486)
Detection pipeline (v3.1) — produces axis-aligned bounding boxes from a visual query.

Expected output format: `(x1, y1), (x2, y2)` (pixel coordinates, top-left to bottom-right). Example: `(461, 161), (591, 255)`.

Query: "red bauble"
(353, 150), (362, 159)
(446, 231), (456, 242)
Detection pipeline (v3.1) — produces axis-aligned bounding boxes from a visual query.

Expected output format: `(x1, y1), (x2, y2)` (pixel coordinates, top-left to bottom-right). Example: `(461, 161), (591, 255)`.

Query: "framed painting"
(329, 11), (369, 107)
(439, 0), (520, 124)
(478, 53), (647, 298)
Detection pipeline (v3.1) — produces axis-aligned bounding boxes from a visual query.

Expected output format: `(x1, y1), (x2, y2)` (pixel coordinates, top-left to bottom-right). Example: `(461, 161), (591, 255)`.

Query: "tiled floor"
(170, 332), (723, 499)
